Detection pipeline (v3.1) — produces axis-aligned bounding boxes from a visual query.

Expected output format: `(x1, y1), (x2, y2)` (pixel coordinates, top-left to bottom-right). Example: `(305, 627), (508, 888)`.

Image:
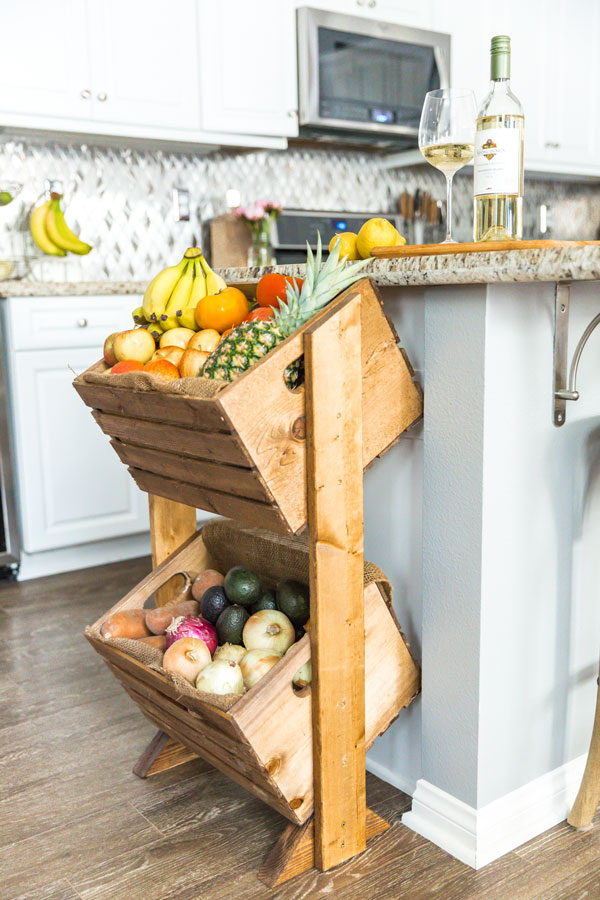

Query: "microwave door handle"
(434, 44), (451, 90)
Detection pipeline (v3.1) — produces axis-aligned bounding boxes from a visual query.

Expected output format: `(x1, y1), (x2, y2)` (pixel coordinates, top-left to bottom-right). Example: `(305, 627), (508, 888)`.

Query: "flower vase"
(248, 221), (274, 267)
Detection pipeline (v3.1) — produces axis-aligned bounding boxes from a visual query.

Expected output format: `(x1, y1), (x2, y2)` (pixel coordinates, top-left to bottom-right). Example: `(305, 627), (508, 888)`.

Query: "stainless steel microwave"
(297, 7), (451, 148)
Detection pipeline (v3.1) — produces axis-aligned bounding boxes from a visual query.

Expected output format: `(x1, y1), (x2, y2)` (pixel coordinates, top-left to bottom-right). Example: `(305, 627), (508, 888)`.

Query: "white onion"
(213, 643), (247, 664)
(240, 649), (282, 689)
(292, 660), (312, 688)
(195, 659), (244, 695)
(243, 610), (295, 654)
(162, 637), (211, 684)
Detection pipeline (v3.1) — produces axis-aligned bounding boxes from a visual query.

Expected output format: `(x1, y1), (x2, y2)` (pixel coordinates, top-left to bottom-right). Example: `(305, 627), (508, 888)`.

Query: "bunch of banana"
(141, 247), (226, 331)
(30, 193), (92, 257)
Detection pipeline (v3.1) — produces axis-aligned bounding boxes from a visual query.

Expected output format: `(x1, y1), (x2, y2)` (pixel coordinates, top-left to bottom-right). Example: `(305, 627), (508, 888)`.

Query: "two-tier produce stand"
(74, 278), (423, 886)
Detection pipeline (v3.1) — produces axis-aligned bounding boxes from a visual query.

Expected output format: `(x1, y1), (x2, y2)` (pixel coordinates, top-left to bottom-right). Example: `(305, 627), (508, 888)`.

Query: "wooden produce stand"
(75, 279), (423, 885)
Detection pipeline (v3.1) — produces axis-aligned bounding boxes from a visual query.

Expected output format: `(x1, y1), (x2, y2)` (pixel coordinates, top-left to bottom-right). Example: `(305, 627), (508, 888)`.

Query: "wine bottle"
(473, 35), (524, 241)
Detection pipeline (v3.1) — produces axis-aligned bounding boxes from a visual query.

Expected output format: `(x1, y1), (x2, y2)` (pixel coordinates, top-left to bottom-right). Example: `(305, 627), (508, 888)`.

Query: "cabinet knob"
(80, 89), (91, 100)
(356, 0), (365, 5)
(368, 0), (376, 5)
(545, 141), (560, 149)
(77, 317), (88, 328)
(287, 109), (298, 118)
(97, 92), (108, 102)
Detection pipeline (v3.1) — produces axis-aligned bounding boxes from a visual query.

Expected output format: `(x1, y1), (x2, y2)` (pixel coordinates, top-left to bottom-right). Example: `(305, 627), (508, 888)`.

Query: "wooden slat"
(74, 374), (230, 432)
(371, 238), (600, 258)
(92, 410), (250, 467)
(148, 495), (198, 606)
(111, 440), (267, 501)
(128, 467), (287, 533)
(219, 278), (422, 534)
(132, 730), (201, 778)
(305, 290), (367, 869)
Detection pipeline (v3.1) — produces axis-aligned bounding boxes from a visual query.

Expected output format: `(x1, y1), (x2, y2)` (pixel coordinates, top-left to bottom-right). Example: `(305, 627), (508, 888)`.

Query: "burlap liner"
(80, 358), (228, 399)
(89, 518), (395, 713)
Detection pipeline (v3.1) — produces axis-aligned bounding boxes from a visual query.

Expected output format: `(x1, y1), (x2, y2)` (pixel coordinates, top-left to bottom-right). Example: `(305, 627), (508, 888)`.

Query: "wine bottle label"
(474, 127), (521, 195)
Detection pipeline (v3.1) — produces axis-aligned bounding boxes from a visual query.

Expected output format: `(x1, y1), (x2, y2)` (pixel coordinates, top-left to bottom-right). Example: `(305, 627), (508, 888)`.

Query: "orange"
(244, 306), (275, 323)
(195, 287), (249, 332)
(256, 273), (303, 310)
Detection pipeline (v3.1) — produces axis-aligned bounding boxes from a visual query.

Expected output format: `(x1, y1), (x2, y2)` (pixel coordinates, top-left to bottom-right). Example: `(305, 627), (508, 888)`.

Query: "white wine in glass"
(419, 89), (477, 243)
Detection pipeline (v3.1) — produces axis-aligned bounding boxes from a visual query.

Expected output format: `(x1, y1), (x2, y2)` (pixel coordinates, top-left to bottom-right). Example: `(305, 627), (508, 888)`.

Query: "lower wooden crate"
(86, 523), (420, 825)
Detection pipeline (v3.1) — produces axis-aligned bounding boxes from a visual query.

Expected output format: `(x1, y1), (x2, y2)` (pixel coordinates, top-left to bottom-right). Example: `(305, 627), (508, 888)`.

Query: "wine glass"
(419, 89), (477, 244)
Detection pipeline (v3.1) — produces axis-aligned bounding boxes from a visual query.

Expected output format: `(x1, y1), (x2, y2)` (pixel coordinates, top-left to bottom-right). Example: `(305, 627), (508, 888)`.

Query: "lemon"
(329, 232), (360, 260)
(356, 217), (406, 259)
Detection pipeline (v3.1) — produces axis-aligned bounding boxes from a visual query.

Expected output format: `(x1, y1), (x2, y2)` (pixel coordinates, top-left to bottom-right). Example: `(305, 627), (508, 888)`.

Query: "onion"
(243, 609), (295, 654)
(292, 660), (312, 688)
(164, 614), (217, 655)
(195, 659), (244, 695)
(213, 642), (246, 664)
(240, 649), (282, 689)
(162, 637), (211, 684)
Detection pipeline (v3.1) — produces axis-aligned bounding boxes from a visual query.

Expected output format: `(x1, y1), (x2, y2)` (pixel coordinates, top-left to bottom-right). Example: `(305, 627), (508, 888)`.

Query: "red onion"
(164, 614), (217, 655)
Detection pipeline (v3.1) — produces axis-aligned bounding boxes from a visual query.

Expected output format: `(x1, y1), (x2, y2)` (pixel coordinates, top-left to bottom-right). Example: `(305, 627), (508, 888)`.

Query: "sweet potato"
(137, 635), (167, 651)
(145, 600), (199, 635)
(100, 609), (151, 640)
(191, 569), (225, 601)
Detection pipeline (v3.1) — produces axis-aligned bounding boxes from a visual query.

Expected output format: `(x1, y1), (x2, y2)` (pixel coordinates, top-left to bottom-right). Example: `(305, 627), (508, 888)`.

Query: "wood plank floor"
(1, 557), (599, 900)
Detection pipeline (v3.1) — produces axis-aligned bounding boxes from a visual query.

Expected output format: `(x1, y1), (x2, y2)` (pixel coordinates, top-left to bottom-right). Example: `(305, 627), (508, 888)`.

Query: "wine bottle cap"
(490, 34), (511, 80)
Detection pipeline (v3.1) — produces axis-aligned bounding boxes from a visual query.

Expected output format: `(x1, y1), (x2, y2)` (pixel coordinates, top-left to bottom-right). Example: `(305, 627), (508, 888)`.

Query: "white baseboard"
(366, 755), (417, 799)
(402, 754), (587, 869)
(17, 532), (151, 580)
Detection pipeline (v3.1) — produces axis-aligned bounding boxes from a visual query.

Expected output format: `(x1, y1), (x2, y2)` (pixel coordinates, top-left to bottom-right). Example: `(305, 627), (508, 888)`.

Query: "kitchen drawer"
(7, 294), (140, 351)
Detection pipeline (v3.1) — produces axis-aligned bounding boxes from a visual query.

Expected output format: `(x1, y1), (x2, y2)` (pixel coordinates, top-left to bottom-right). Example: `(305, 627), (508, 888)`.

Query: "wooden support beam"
(569, 668), (600, 829)
(148, 494), (197, 606)
(133, 730), (203, 778)
(259, 808), (390, 888)
(304, 290), (366, 871)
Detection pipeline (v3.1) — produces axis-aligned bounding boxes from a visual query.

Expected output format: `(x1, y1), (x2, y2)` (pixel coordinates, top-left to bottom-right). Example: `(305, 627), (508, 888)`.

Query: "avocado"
(276, 580), (310, 625)
(200, 585), (230, 624)
(216, 604), (250, 645)
(294, 623), (306, 642)
(251, 589), (277, 614)
(224, 566), (262, 607)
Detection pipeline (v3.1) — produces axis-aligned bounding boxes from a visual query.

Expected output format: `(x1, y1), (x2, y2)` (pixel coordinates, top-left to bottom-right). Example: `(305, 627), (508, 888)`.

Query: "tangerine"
(256, 273), (303, 309)
(195, 287), (249, 332)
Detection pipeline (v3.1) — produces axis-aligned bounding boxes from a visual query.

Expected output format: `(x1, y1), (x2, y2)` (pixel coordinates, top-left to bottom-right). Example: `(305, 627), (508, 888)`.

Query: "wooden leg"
(569, 669), (600, 829)
(148, 494), (197, 606)
(305, 291), (366, 871)
(259, 809), (390, 888)
(133, 730), (202, 778)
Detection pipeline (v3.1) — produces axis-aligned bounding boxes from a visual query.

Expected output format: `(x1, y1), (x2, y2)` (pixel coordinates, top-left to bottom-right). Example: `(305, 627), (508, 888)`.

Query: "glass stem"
(445, 173), (454, 243)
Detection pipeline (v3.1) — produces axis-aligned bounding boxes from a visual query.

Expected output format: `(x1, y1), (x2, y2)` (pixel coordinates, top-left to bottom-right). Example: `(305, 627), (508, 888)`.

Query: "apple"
(113, 328), (155, 364)
(143, 359), (180, 381)
(152, 346), (185, 367)
(188, 329), (221, 352)
(111, 360), (144, 374)
(103, 332), (119, 366)
(179, 348), (209, 378)
(159, 327), (196, 350)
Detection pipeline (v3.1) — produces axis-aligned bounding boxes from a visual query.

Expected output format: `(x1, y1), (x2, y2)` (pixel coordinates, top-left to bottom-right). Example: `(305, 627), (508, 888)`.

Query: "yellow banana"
(45, 196), (92, 255)
(161, 315), (180, 330)
(29, 202), (65, 256)
(199, 253), (227, 294)
(176, 259), (206, 329)
(142, 255), (187, 322)
(131, 305), (147, 325)
(145, 320), (165, 342)
(163, 259), (194, 319)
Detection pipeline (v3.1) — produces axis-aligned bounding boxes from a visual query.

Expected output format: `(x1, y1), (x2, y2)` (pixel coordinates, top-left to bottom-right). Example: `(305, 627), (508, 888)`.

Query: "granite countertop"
(1, 245), (600, 297)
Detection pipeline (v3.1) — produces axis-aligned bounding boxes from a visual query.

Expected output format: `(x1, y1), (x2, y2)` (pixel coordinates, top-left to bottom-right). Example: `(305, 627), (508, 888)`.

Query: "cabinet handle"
(97, 92), (108, 102)
(80, 89), (91, 100)
(368, 0), (376, 5)
(77, 317), (88, 328)
(545, 141), (560, 149)
(287, 109), (298, 118)
(356, 0), (365, 5)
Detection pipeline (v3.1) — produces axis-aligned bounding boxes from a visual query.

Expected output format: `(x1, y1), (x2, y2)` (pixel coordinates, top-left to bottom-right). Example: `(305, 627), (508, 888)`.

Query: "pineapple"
(202, 235), (369, 388)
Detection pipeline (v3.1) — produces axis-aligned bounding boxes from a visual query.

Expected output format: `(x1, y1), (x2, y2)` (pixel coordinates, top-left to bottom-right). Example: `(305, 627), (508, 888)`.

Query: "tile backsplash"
(1, 135), (599, 282)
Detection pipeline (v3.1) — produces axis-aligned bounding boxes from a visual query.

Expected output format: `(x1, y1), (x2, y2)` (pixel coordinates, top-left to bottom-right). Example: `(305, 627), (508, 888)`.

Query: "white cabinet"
(301, 0), (433, 28)
(5, 296), (149, 553)
(198, 0), (299, 137)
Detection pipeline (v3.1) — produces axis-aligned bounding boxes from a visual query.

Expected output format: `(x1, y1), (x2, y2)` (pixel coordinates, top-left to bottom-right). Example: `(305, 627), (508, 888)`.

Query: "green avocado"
(276, 580), (310, 626)
(216, 604), (250, 646)
(224, 566), (262, 607)
(251, 589), (277, 614)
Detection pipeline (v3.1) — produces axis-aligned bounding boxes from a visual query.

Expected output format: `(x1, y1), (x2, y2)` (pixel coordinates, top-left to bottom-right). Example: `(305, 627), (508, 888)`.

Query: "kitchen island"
(2, 246), (599, 867)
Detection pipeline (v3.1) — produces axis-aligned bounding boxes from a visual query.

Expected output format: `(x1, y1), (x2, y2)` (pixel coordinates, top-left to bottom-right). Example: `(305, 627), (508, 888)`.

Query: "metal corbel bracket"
(553, 282), (600, 427)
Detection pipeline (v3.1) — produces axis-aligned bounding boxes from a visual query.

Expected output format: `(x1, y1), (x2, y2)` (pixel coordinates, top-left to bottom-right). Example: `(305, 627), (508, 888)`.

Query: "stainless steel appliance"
(297, 7), (450, 148)
(271, 208), (403, 264)
(0, 312), (20, 574)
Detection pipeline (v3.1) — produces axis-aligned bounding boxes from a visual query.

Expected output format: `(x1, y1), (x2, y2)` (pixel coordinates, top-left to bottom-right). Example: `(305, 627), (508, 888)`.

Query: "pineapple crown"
(272, 233), (370, 336)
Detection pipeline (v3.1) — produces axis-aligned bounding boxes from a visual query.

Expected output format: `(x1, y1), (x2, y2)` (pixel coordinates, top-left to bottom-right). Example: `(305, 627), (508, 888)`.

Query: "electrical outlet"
(173, 187), (190, 222)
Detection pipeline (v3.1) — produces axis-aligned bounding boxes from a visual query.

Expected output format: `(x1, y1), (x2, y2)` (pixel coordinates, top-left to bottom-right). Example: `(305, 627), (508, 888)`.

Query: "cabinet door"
(0, 0), (92, 120)
(87, 0), (200, 129)
(198, 0), (298, 137)
(303, 0), (433, 27)
(11, 347), (148, 553)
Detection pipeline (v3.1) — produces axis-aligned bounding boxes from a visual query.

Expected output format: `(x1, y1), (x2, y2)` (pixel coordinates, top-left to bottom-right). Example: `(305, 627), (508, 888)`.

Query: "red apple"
(103, 332), (119, 366)
(113, 328), (155, 364)
(111, 360), (144, 374)
(152, 346), (185, 367)
(143, 359), (180, 381)
(179, 348), (209, 378)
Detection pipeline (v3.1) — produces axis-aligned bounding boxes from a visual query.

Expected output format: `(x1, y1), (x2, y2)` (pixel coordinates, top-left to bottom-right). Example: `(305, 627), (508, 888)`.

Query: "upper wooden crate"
(74, 278), (422, 534)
